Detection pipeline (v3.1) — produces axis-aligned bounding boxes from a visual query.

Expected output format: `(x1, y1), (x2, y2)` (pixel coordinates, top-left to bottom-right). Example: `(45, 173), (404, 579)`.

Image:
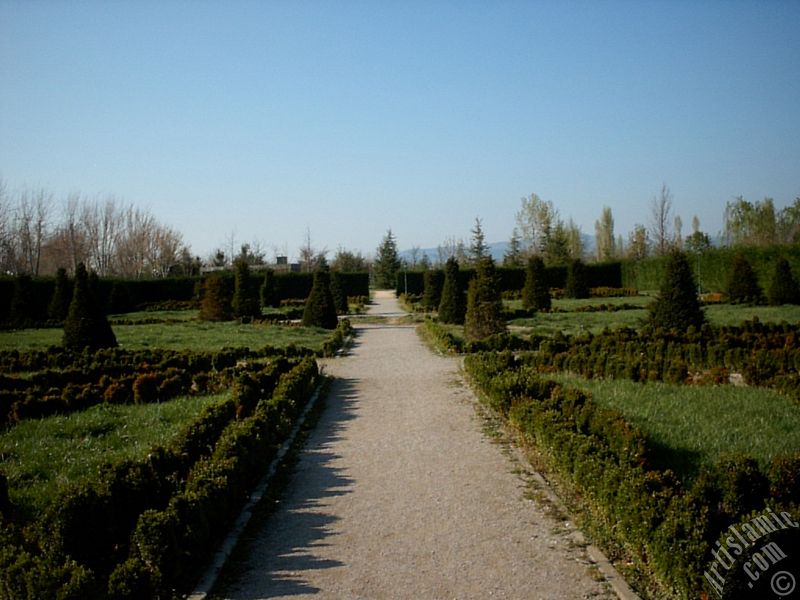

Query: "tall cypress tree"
(464, 256), (506, 341)
(302, 266), (338, 329)
(648, 250), (705, 331)
(521, 255), (551, 312)
(63, 263), (117, 350)
(438, 257), (465, 324)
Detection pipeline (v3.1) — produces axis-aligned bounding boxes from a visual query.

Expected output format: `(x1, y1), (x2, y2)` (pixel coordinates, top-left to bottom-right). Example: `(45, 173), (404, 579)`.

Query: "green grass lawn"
(550, 373), (800, 481)
(507, 298), (800, 336)
(0, 393), (228, 516)
(0, 319), (334, 352)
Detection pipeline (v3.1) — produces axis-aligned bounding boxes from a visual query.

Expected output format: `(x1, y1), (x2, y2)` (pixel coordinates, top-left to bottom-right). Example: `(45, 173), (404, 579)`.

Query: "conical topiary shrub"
(438, 257), (465, 324)
(521, 255), (551, 312)
(647, 250), (705, 332)
(727, 254), (764, 305)
(464, 256), (506, 341)
(63, 263), (117, 350)
(302, 267), (338, 329)
(48, 267), (73, 322)
(199, 272), (233, 321)
(768, 258), (800, 306)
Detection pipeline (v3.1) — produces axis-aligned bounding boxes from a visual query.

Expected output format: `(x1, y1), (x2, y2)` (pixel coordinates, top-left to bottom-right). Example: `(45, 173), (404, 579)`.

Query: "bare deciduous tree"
(650, 184), (673, 256)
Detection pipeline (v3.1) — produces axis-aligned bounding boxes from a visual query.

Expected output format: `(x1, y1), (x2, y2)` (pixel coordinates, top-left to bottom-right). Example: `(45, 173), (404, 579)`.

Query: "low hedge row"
(109, 357), (319, 598)
(0, 321), (351, 426)
(464, 352), (800, 599)
(0, 357), (320, 599)
(418, 319), (541, 355)
(527, 320), (800, 398)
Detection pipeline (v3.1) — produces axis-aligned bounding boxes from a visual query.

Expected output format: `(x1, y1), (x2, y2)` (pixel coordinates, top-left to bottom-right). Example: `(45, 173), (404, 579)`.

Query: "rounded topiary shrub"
(647, 250), (706, 332)
(438, 258), (465, 324)
(727, 253), (764, 305)
(464, 257), (506, 342)
(302, 267), (338, 329)
(62, 263), (117, 351)
(522, 255), (551, 312)
(768, 257), (800, 306)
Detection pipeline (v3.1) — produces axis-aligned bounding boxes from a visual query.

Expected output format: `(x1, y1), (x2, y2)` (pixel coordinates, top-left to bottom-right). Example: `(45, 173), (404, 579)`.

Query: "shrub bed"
(464, 352), (800, 599)
(0, 356), (320, 599)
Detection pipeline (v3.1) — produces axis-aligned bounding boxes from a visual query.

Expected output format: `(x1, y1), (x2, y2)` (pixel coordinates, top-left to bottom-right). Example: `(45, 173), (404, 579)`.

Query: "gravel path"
(217, 291), (614, 599)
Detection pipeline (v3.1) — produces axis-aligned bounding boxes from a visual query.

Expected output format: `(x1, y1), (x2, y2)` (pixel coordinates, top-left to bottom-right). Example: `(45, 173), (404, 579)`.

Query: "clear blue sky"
(2, 0), (798, 260)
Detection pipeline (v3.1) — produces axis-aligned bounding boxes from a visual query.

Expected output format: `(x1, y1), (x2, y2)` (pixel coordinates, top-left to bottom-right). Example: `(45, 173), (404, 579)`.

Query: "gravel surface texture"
(217, 291), (615, 599)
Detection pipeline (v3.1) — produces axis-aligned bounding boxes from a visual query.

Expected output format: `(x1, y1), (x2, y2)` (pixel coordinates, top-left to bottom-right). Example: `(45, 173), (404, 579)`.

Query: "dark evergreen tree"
(469, 217), (488, 264)
(260, 269), (279, 309)
(768, 257), (800, 305)
(330, 271), (348, 315)
(521, 255), (551, 312)
(199, 272), (233, 321)
(727, 253), (764, 304)
(437, 258), (465, 324)
(232, 259), (260, 319)
(9, 274), (35, 327)
(63, 263), (117, 350)
(302, 266), (339, 329)
(565, 258), (590, 299)
(374, 229), (401, 289)
(422, 269), (444, 311)
(464, 256), (506, 341)
(48, 267), (72, 322)
(647, 250), (705, 331)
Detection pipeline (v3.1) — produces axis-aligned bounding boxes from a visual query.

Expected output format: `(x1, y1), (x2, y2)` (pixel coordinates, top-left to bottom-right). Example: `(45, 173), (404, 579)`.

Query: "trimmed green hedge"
(464, 352), (800, 599)
(0, 356), (321, 599)
(398, 263), (624, 300)
(621, 245), (800, 293)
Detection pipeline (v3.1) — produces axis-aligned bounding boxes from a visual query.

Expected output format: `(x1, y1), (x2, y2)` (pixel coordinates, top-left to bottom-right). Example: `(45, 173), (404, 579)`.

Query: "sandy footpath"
(216, 291), (614, 599)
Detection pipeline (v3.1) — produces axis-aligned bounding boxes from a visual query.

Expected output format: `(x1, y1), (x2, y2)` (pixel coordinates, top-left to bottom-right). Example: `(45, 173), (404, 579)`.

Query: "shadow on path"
(222, 377), (360, 599)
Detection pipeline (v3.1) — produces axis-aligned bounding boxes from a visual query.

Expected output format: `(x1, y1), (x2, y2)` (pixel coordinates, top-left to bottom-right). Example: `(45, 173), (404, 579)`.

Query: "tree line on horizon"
(2, 176), (797, 280)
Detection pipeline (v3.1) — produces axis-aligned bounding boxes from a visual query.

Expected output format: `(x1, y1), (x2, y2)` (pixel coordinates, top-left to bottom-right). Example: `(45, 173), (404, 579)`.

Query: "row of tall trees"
(0, 181), (191, 278)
